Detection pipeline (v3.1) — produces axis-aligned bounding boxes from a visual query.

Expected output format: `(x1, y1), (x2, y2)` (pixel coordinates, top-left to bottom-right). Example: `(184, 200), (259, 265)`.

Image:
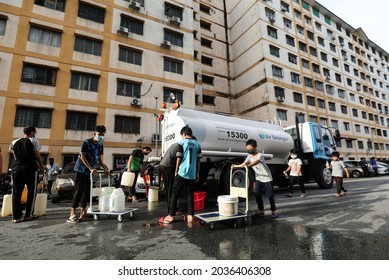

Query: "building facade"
(1, 0), (389, 172)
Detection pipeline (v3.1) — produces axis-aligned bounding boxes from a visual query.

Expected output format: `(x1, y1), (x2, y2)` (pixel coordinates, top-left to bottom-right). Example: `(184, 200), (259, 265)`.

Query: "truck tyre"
(316, 164), (333, 189)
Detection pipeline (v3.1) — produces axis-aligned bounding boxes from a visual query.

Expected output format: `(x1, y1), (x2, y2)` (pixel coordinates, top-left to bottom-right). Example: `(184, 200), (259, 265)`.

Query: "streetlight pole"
(154, 95), (159, 157)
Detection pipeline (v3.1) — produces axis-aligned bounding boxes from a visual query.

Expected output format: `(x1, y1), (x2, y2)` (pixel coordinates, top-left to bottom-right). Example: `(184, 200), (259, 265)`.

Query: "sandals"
(66, 216), (78, 223)
(270, 212), (279, 218)
(184, 215), (194, 223)
(12, 219), (22, 223)
(159, 216), (174, 224)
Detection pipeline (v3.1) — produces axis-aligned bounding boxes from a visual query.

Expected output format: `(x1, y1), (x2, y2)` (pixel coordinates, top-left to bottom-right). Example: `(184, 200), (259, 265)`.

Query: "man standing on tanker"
(159, 126), (202, 224)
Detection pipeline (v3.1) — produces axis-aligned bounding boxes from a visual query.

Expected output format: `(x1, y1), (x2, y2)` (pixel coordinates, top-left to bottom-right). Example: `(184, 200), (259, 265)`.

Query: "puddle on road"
(185, 219), (389, 260)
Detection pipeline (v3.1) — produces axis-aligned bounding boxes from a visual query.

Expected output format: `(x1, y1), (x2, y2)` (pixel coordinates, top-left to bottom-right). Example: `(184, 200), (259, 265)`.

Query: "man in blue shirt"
(160, 126), (202, 224)
(67, 125), (109, 223)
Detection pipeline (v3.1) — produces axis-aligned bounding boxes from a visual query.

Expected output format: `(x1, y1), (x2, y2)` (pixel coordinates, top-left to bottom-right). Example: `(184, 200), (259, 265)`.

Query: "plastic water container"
(1, 194), (12, 217)
(120, 172), (135, 187)
(148, 187), (159, 202)
(194, 191), (206, 211)
(34, 193), (47, 216)
(109, 188), (125, 212)
(99, 187), (115, 212)
(217, 195), (239, 216)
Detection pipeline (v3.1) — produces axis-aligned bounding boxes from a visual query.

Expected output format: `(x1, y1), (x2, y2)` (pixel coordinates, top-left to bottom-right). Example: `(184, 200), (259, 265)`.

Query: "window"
(357, 141), (364, 149)
(331, 120), (338, 129)
(164, 58), (183, 74)
(318, 99), (325, 109)
(305, 16), (311, 25)
(338, 88), (345, 98)
(294, 10), (301, 20)
(201, 38), (212, 48)
(288, 53), (297, 64)
(297, 25), (304, 35)
(320, 52), (328, 62)
(163, 88), (183, 104)
(332, 58), (339, 67)
(315, 22), (322, 31)
(65, 111), (97, 131)
(281, 2), (290, 12)
(201, 56), (213, 66)
(119, 46), (142, 65)
(344, 64), (350, 72)
(317, 36), (325, 46)
(265, 8), (275, 19)
(78, 3), (105, 24)
(320, 118), (328, 126)
(269, 45), (280, 57)
(335, 73), (342, 83)
(324, 15), (331, 25)
(267, 26), (278, 39)
(0, 18), (6, 35)
(202, 74), (214, 85)
(330, 43), (336, 52)
(274, 87), (285, 98)
(272, 65), (284, 78)
(28, 26), (61, 47)
(117, 80), (141, 98)
(70, 72), (99, 92)
(309, 47), (317, 57)
(299, 41), (307, 52)
(286, 35), (295, 46)
(307, 96), (315, 106)
(307, 30), (314, 41)
(315, 81), (323, 91)
(74, 36), (102, 56)
(344, 122), (350, 131)
(312, 63), (320, 74)
(302, 1), (310, 11)
(341, 105), (348, 114)
(114, 116), (140, 134)
(283, 18), (292, 29)
(163, 29), (184, 47)
(326, 84), (334, 95)
(202, 95), (215, 105)
(313, 7), (320, 17)
(21, 64), (57, 86)
(301, 59), (309, 69)
(199, 4), (211, 14)
(165, 2), (183, 19)
(34, 0), (66, 12)
(291, 72), (301, 83)
(276, 109), (287, 121)
(304, 77), (313, 87)
(293, 92), (303, 103)
(120, 15), (144, 35)
(15, 106), (52, 128)
(309, 115), (317, 123)
(352, 108), (358, 117)
(200, 20), (211, 31)
(329, 102), (336, 111)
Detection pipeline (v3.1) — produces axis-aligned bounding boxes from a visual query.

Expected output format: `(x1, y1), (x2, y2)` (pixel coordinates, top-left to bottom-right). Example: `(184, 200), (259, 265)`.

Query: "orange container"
(21, 185), (28, 203)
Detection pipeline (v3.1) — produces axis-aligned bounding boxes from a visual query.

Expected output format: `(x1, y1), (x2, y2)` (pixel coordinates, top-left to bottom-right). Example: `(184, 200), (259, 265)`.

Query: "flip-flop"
(12, 219), (22, 223)
(270, 213), (279, 218)
(159, 216), (174, 224)
(23, 215), (38, 221)
(66, 216), (78, 223)
(183, 215), (194, 223)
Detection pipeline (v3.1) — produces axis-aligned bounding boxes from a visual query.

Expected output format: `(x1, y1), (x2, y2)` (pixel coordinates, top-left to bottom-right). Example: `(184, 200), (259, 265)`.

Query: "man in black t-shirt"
(9, 126), (46, 223)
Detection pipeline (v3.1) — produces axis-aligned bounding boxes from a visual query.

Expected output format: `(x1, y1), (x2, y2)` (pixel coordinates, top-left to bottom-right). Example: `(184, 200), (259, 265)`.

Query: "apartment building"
(226, 0), (389, 161)
(1, 0), (389, 172)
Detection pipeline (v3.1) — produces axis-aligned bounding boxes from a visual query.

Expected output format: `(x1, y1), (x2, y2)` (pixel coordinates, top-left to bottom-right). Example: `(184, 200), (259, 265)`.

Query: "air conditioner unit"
(161, 40), (171, 48)
(152, 134), (161, 142)
(131, 98), (142, 107)
(276, 96), (285, 102)
(281, 8), (287, 13)
(118, 26), (129, 34)
(330, 35), (335, 41)
(169, 16), (181, 25)
(343, 55), (348, 60)
(268, 16), (275, 23)
(340, 42), (345, 47)
(325, 75), (331, 80)
(129, 1), (141, 10)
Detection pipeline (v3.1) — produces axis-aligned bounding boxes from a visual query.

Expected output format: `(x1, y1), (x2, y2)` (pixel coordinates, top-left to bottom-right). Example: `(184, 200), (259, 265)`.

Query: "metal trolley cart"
(87, 171), (138, 222)
(195, 166), (252, 230)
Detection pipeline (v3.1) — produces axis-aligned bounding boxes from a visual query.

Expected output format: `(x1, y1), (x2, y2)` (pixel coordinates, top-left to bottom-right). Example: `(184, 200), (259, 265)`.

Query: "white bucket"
(148, 188), (159, 202)
(217, 195), (239, 216)
(120, 172), (135, 187)
(109, 188), (125, 212)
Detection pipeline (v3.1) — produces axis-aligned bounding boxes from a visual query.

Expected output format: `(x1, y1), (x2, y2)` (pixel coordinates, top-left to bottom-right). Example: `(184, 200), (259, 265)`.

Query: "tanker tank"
(161, 108), (293, 164)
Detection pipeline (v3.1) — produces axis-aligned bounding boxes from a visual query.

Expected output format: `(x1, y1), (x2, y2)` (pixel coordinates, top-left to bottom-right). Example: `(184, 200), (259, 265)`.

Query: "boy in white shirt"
(284, 148), (305, 198)
(328, 151), (349, 197)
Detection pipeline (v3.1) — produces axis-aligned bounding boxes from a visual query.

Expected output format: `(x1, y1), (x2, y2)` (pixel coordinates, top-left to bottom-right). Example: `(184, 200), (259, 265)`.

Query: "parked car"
(50, 162), (113, 203)
(343, 161), (366, 178)
(376, 161), (389, 175)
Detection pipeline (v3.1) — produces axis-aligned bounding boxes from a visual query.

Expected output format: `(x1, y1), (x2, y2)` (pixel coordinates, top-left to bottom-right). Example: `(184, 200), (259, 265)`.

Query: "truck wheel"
(317, 164), (333, 189)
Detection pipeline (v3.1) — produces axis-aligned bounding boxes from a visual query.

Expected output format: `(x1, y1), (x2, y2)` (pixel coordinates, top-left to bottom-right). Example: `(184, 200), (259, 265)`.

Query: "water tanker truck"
(160, 107), (337, 195)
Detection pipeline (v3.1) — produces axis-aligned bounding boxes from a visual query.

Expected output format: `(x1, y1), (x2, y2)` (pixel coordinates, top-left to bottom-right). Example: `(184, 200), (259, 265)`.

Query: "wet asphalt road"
(1, 177), (389, 260)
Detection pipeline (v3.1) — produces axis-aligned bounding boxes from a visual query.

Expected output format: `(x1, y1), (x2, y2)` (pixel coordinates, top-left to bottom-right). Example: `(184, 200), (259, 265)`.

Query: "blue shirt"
(177, 138), (202, 180)
(74, 138), (104, 175)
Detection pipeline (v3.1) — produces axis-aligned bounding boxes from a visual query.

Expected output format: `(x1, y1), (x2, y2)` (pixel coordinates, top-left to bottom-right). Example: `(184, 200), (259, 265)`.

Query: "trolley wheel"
(244, 216), (252, 226)
(94, 214), (99, 221)
(117, 215), (123, 222)
(129, 211), (135, 218)
(199, 220), (206, 225)
(208, 223), (215, 230)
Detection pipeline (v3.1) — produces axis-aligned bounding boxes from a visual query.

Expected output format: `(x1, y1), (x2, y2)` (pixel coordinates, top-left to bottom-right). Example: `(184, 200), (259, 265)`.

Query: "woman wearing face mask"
(231, 139), (278, 218)
(284, 148), (305, 198)
(67, 125), (109, 223)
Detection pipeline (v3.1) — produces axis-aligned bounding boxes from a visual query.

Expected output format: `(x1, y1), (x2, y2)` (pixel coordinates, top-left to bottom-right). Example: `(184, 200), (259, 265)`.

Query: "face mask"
(247, 149), (255, 154)
(95, 135), (104, 142)
(291, 155), (297, 159)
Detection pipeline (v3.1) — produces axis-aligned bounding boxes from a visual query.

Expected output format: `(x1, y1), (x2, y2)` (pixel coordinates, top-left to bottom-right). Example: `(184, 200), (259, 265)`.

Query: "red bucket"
(194, 191), (206, 211)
